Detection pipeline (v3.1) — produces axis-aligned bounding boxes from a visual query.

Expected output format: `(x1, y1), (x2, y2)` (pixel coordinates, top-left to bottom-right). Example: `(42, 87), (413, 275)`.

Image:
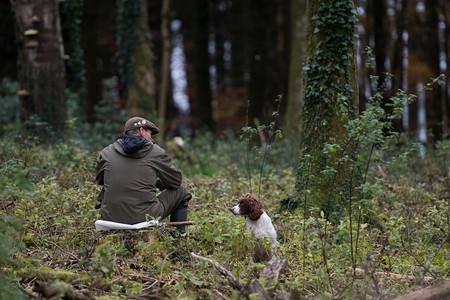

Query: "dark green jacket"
(96, 139), (182, 224)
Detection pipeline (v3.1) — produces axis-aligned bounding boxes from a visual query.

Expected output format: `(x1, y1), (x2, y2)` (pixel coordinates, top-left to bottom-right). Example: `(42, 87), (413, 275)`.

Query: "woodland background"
(0, 0), (449, 141)
(0, 0), (449, 299)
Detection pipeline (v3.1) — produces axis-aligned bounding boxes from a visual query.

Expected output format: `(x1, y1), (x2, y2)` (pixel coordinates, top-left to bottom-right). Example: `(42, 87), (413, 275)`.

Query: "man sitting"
(95, 117), (191, 231)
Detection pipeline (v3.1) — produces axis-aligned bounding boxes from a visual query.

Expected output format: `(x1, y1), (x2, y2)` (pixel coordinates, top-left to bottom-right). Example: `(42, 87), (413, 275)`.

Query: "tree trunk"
(357, 0), (370, 113)
(371, 0), (388, 90)
(119, 0), (157, 119)
(423, 0), (442, 140)
(284, 0), (307, 140)
(230, 0), (246, 89)
(246, 0), (269, 127)
(295, 0), (359, 221)
(191, 0), (214, 132)
(211, 0), (227, 93)
(81, 0), (116, 123)
(13, 0), (67, 138)
(442, 0), (450, 138)
(0, 1), (17, 80)
(391, 0), (408, 132)
(405, 0), (421, 133)
(157, 0), (171, 140)
(406, 0), (441, 142)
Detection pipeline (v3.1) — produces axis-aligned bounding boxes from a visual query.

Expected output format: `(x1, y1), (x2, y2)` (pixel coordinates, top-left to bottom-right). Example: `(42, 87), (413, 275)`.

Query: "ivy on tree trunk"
(294, 0), (359, 222)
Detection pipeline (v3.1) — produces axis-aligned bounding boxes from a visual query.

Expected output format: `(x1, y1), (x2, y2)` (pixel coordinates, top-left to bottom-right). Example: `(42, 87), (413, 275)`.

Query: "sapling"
(240, 95), (283, 198)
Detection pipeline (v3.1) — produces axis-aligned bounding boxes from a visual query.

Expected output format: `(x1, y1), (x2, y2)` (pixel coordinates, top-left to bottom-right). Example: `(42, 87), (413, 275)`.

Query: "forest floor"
(1, 135), (449, 299)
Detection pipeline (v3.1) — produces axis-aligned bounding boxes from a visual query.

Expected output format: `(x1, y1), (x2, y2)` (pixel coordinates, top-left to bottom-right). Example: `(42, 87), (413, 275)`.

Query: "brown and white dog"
(230, 193), (278, 262)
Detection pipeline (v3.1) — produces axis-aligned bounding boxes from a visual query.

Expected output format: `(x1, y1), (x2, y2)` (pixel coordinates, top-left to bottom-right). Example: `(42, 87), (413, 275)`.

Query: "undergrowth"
(0, 129), (449, 299)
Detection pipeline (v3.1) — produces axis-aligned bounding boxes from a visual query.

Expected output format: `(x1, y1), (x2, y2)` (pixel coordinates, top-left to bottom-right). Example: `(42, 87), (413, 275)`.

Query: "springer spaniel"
(230, 193), (278, 262)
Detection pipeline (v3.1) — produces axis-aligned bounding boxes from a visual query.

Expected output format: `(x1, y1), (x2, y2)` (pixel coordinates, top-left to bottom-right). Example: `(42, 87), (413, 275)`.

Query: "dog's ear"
(247, 196), (264, 221)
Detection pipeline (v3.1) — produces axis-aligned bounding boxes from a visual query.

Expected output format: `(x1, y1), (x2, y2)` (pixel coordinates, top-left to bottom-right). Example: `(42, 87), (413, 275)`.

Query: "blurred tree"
(422, 0), (442, 139)
(192, 0), (214, 132)
(442, 0), (450, 138)
(357, 0), (369, 113)
(81, 0), (116, 123)
(247, 0), (270, 127)
(230, 0), (246, 90)
(157, 0), (171, 140)
(12, 0), (67, 138)
(62, 0), (85, 101)
(284, 0), (307, 140)
(211, 0), (228, 93)
(295, 0), (359, 221)
(0, 1), (17, 81)
(371, 0), (388, 91)
(117, 0), (156, 118)
(391, 0), (408, 131)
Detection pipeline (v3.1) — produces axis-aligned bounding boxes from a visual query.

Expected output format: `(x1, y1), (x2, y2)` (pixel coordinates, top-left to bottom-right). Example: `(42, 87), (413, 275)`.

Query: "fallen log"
(393, 280), (450, 300)
(191, 252), (287, 299)
(32, 280), (93, 300)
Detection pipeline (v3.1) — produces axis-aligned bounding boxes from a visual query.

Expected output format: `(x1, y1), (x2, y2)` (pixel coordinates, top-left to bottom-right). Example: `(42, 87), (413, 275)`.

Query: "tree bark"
(0, 1), (17, 80)
(391, 0), (408, 132)
(122, 0), (157, 119)
(423, 0), (442, 140)
(442, 0), (450, 138)
(246, 0), (269, 127)
(295, 0), (359, 221)
(13, 0), (67, 138)
(157, 0), (171, 140)
(192, 0), (214, 132)
(81, 0), (116, 123)
(284, 0), (307, 140)
(230, 0), (246, 89)
(371, 0), (388, 90)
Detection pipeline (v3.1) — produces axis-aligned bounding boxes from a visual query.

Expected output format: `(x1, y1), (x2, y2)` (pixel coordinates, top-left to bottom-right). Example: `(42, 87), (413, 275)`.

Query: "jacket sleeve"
(152, 147), (182, 189)
(95, 153), (106, 185)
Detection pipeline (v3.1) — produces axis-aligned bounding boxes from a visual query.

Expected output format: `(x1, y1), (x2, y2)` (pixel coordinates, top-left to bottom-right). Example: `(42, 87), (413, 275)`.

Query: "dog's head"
(229, 193), (264, 221)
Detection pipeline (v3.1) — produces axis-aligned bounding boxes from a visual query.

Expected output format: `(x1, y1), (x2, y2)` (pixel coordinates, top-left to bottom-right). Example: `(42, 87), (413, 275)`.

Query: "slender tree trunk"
(405, 0), (421, 133)
(158, 0), (171, 140)
(246, 0), (269, 127)
(406, 0), (441, 141)
(192, 0), (214, 132)
(358, 0), (370, 113)
(81, 0), (116, 123)
(230, 0), (246, 89)
(442, 0), (450, 138)
(295, 0), (359, 221)
(13, 0), (67, 138)
(391, 0), (408, 132)
(211, 0), (227, 93)
(372, 0), (388, 89)
(284, 0), (307, 140)
(0, 1), (17, 80)
(423, 0), (441, 140)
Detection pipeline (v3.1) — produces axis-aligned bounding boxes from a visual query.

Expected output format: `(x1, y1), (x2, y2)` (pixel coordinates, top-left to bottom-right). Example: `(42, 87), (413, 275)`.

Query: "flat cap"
(124, 117), (159, 135)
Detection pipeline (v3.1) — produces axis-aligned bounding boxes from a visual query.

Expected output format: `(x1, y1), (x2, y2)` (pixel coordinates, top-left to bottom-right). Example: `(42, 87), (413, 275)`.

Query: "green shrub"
(0, 214), (26, 300)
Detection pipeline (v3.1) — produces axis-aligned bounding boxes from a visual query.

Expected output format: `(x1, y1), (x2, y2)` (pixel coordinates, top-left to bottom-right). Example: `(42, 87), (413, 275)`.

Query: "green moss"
(17, 266), (78, 282)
